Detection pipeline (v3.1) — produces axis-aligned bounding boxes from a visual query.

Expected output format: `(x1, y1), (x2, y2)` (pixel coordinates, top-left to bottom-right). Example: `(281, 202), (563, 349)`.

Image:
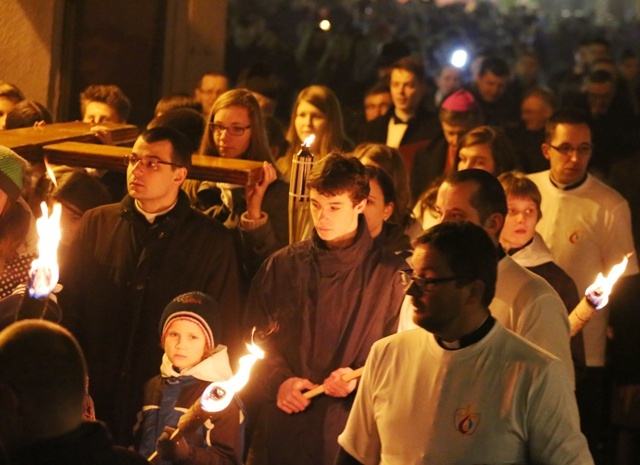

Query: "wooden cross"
(0, 122), (263, 185)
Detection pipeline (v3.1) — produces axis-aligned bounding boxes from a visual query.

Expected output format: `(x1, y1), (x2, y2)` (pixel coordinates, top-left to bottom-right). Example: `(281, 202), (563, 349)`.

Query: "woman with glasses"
(277, 85), (353, 179)
(197, 89), (289, 278)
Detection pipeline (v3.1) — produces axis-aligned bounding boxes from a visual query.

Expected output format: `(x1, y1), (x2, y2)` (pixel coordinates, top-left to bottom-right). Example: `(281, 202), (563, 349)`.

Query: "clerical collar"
(436, 314), (495, 350)
(507, 237), (534, 256)
(549, 173), (588, 191)
(134, 199), (177, 223)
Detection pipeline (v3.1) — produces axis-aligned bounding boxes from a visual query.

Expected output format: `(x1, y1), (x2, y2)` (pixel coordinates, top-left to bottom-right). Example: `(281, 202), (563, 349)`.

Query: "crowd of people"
(1, 9), (640, 464)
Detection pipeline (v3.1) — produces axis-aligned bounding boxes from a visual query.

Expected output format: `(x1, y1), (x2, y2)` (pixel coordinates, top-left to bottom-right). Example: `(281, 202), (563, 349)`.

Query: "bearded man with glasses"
(529, 109), (639, 461)
(337, 222), (592, 465)
(60, 126), (242, 447)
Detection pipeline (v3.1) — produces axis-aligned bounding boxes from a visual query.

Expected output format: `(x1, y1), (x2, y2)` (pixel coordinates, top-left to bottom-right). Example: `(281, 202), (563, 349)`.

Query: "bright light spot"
(450, 49), (468, 68)
(303, 134), (316, 147)
(364, 7), (373, 15)
(319, 20), (331, 31)
(29, 202), (62, 299)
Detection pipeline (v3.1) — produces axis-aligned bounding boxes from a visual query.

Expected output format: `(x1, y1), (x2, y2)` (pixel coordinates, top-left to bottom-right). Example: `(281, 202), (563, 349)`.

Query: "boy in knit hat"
(136, 291), (243, 465)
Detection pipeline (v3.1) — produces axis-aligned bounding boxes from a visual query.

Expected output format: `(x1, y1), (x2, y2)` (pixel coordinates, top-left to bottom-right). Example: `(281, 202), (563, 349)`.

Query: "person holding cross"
(60, 126), (242, 447)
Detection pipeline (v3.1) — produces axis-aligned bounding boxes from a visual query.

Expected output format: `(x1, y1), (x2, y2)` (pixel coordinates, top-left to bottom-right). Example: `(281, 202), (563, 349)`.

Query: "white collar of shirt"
(386, 114), (408, 148)
(134, 199), (177, 223)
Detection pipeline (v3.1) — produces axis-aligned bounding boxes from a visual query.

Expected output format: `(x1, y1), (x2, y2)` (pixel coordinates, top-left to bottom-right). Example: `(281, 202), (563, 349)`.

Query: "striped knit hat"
(0, 146), (27, 202)
(159, 292), (220, 351)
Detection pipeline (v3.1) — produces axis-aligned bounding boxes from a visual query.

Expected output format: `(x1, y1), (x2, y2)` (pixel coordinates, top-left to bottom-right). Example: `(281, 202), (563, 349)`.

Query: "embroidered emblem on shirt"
(454, 405), (480, 435)
(569, 231), (581, 244)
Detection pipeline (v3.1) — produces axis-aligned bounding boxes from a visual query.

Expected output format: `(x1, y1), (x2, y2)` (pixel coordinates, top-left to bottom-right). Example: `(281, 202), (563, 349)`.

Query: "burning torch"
(148, 338), (265, 462)
(569, 255), (629, 337)
(288, 134), (315, 244)
(17, 201), (62, 319)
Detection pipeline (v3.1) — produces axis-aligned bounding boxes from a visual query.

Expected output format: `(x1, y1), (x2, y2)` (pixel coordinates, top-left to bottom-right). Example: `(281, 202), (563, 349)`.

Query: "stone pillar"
(0, 0), (64, 115)
(163, 0), (228, 95)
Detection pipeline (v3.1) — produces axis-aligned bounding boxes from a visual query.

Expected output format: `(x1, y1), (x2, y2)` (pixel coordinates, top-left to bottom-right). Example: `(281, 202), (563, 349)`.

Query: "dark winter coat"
(8, 421), (148, 465)
(60, 191), (242, 446)
(245, 218), (408, 465)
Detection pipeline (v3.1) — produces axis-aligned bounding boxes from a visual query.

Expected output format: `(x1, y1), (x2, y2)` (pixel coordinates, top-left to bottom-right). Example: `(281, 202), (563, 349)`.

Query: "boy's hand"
(156, 426), (189, 462)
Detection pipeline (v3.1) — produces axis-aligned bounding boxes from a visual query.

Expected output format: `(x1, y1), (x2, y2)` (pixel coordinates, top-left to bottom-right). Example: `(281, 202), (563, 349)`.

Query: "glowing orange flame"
(303, 134), (315, 148)
(585, 255), (629, 310)
(44, 157), (57, 188)
(29, 202), (62, 298)
(200, 333), (265, 413)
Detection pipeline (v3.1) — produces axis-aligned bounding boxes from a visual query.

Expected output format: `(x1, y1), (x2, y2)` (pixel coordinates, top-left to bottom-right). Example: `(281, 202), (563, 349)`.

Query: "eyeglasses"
(210, 123), (251, 136)
(399, 270), (461, 293)
(123, 154), (182, 171)
(548, 143), (593, 158)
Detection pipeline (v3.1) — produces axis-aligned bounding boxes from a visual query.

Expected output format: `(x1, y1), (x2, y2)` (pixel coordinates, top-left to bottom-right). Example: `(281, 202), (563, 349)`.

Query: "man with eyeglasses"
(336, 222), (593, 465)
(399, 169), (574, 385)
(529, 109), (639, 460)
(60, 126), (242, 446)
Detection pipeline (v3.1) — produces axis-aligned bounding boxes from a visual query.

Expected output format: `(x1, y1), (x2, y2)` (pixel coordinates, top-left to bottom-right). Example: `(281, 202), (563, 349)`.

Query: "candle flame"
(28, 202), (62, 299)
(302, 134), (315, 148)
(585, 255), (629, 309)
(200, 331), (265, 413)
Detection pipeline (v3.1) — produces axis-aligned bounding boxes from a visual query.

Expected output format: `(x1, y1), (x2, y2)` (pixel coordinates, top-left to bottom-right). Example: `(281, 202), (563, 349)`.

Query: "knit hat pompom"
(441, 89), (478, 112)
(0, 146), (27, 202)
(159, 292), (221, 352)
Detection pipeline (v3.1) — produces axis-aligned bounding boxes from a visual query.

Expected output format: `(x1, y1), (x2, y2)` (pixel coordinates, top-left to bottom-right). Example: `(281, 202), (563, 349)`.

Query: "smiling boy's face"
(163, 319), (208, 371)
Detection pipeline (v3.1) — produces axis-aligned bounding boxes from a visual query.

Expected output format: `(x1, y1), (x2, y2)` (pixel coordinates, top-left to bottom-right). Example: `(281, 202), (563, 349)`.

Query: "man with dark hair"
(363, 82), (392, 123)
(400, 169), (574, 385)
(245, 153), (407, 465)
(0, 320), (148, 464)
(410, 89), (483, 201)
(0, 81), (25, 130)
(80, 84), (131, 124)
(529, 109), (638, 460)
(469, 56), (519, 128)
(359, 56), (438, 155)
(194, 72), (229, 117)
(336, 222), (592, 465)
(564, 69), (640, 176)
(60, 126), (241, 446)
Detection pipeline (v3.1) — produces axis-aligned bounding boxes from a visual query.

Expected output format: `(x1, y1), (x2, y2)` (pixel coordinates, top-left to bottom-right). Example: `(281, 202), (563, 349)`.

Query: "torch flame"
(585, 255), (629, 310)
(302, 134), (315, 148)
(200, 332), (265, 413)
(28, 202), (62, 299)
(44, 157), (58, 188)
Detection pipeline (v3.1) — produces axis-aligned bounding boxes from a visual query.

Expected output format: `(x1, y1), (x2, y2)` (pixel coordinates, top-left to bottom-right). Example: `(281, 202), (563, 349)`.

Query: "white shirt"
(529, 170), (639, 366)
(386, 116), (408, 148)
(339, 323), (592, 465)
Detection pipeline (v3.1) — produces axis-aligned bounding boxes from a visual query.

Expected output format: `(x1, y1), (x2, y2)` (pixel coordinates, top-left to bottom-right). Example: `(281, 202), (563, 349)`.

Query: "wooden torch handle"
(302, 366), (365, 399)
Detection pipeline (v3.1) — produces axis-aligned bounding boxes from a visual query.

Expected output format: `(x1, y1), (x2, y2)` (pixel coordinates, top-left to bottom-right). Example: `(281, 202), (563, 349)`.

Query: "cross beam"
(0, 122), (263, 185)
